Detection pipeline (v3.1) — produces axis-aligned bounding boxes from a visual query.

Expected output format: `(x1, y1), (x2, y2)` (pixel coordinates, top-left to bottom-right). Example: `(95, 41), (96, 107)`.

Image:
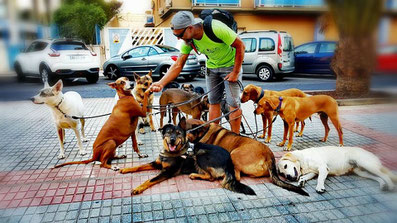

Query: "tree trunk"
(332, 36), (375, 98)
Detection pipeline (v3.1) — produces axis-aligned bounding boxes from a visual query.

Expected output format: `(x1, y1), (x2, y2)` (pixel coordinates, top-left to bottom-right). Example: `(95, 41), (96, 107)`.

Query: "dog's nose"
(30, 97), (35, 102)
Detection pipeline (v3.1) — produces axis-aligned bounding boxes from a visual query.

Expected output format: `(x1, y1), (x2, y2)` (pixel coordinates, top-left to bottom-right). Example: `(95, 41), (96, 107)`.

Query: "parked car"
(14, 39), (100, 84)
(239, 30), (295, 81)
(376, 44), (397, 74)
(103, 45), (200, 81)
(294, 41), (337, 74)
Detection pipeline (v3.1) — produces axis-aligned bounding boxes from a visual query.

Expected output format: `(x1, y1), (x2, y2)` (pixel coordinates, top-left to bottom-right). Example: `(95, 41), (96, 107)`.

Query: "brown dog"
(241, 84), (308, 143)
(133, 71), (156, 133)
(255, 95), (343, 150)
(159, 88), (208, 128)
(54, 77), (151, 170)
(185, 119), (309, 196)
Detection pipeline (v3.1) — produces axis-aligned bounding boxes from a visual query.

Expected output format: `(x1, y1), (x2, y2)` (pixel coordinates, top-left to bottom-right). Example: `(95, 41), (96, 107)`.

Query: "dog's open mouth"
(167, 142), (180, 152)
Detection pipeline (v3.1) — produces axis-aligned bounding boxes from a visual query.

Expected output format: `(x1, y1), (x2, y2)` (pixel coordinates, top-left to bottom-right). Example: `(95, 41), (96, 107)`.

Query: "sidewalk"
(0, 97), (396, 222)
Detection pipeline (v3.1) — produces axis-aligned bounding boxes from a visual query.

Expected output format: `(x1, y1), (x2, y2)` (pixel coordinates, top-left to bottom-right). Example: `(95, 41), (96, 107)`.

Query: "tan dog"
(133, 71), (156, 133)
(54, 77), (151, 170)
(185, 119), (309, 196)
(159, 89), (208, 128)
(241, 84), (308, 143)
(255, 95), (343, 150)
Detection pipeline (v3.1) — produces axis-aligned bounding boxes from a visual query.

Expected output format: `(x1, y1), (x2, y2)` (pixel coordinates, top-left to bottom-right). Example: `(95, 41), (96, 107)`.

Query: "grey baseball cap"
(171, 11), (201, 30)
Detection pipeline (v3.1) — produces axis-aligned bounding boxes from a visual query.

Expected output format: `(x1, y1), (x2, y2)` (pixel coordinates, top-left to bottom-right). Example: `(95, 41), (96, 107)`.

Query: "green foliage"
(54, 0), (121, 44)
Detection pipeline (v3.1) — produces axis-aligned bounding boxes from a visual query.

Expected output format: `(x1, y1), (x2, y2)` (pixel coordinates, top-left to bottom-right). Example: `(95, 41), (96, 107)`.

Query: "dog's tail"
(222, 162), (256, 195)
(381, 167), (397, 183)
(54, 158), (95, 168)
(268, 156), (309, 196)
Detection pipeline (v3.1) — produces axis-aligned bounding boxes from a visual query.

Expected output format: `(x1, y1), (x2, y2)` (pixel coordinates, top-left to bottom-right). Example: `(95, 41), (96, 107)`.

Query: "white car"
(14, 39), (100, 84)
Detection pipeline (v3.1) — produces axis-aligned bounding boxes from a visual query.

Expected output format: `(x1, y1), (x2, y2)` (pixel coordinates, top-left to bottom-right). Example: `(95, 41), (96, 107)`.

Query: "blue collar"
(255, 89), (265, 104)
(275, 97), (283, 112)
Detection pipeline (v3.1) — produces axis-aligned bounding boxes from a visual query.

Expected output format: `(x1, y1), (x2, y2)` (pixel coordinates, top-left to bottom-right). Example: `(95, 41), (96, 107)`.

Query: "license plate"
(70, 55), (86, 60)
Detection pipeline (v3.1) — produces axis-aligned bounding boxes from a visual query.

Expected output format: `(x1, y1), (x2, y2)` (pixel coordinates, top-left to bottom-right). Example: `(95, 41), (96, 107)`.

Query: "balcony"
(192, 0), (240, 7)
(255, 0), (325, 8)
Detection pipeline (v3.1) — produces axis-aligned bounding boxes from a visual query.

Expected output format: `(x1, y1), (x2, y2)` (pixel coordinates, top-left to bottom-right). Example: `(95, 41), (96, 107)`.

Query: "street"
(1, 72), (397, 101)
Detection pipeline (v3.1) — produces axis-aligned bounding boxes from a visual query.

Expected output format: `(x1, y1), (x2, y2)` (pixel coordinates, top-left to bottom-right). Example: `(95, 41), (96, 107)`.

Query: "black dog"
(163, 81), (180, 92)
(190, 142), (256, 195)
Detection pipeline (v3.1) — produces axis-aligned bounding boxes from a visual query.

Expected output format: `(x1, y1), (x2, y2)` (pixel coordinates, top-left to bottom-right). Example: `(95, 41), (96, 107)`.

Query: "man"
(150, 11), (245, 134)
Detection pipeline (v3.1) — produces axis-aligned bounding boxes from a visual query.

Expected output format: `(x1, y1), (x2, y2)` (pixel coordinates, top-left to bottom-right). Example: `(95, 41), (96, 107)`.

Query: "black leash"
(187, 107), (239, 133)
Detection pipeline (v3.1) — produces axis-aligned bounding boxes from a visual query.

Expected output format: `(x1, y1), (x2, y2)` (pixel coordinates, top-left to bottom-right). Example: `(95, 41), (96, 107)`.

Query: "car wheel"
(183, 74), (196, 81)
(14, 63), (25, 82)
(256, 65), (273, 82)
(41, 66), (57, 85)
(199, 63), (207, 77)
(106, 65), (119, 80)
(86, 73), (99, 83)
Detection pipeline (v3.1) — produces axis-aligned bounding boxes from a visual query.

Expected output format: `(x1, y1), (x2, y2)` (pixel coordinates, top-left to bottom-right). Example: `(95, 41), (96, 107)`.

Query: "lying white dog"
(277, 146), (397, 193)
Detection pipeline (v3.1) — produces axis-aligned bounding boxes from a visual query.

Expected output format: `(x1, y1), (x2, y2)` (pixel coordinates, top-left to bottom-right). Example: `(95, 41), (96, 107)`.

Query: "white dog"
(31, 80), (87, 159)
(277, 146), (397, 193)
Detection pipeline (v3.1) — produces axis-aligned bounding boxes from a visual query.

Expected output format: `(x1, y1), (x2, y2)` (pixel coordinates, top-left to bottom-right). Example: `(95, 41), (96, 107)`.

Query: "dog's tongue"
(169, 144), (176, 151)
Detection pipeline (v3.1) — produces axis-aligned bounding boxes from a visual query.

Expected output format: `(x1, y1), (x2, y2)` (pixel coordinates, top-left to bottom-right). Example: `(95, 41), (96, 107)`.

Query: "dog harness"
(275, 97), (283, 113)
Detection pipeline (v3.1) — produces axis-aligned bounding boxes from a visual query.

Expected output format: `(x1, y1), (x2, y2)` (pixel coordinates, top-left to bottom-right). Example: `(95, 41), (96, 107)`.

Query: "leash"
(187, 107), (239, 133)
(53, 96), (111, 120)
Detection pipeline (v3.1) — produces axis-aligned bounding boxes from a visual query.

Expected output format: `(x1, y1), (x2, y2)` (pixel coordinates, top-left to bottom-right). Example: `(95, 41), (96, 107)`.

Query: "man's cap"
(171, 11), (200, 30)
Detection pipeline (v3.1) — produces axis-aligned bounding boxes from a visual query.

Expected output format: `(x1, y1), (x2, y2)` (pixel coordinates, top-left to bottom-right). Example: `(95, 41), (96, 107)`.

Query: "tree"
(324, 0), (383, 97)
(54, 0), (121, 44)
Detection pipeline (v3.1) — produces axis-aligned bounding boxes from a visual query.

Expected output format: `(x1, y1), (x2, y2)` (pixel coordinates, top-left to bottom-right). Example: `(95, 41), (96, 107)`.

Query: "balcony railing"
(255, 0), (324, 8)
(192, 0), (240, 7)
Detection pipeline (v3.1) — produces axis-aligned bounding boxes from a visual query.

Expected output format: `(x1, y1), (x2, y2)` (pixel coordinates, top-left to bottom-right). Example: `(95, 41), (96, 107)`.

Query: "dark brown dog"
(54, 77), (151, 170)
(185, 119), (309, 196)
(159, 88), (208, 128)
(255, 95), (343, 150)
(180, 83), (194, 92)
(241, 84), (308, 143)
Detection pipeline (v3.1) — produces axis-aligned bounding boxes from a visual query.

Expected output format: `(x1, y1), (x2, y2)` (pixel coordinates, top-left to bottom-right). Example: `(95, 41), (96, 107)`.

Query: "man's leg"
(209, 103), (222, 124)
(229, 106), (242, 134)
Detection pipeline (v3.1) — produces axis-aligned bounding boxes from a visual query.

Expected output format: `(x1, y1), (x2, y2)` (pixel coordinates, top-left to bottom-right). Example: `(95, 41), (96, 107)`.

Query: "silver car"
(103, 45), (200, 80)
(240, 30), (295, 81)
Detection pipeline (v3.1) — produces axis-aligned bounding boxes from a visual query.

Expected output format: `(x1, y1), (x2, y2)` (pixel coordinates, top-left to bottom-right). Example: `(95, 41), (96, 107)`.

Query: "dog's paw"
(111, 166), (120, 171)
(138, 153), (148, 158)
(258, 134), (265, 139)
(79, 151), (87, 156)
(57, 154), (65, 159)
(316, 186), (326, 193)
(296, 134), (303, 137)
(277, 142), (285, 147)
(264, 138), (271, 143)
(189, 174), (196, 180)
(138, 141), (144, 145)
(119, 168), (127, 174)
(82, 138), (88, 142)
(139, 129), (146, 134)
(298, 179), (306, 188)
(132, 187), (144, 195)
(151, 129), (157, 132)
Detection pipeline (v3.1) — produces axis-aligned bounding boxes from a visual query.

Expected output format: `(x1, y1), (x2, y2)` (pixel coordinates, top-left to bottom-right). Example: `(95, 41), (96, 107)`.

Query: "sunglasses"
(172, 26), (188, 38)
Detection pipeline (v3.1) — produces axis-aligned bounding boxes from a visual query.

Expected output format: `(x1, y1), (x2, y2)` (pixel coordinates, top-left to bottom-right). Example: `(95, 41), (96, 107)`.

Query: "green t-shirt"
(180, 20), (237, 69)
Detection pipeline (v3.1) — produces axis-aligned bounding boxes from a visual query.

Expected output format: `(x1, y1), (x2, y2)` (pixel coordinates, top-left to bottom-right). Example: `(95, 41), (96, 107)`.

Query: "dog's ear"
(178, 117), (187, 130)
(147, 70), (152, 77)
(107, 82), (117, 89)
(259, 97), (278, 110)
(133, 72), (140, 82)
(52, 80), (63, 93)
(281, 153), (298, 163)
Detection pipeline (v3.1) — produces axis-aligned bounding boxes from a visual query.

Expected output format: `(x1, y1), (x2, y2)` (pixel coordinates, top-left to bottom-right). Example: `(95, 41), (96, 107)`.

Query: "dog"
(181, 83), (194, 92)
(180, 84), (208, 121)
(120, 118), (196, 194)
(159, 88), (209, 128)
(133, 71), (156, 134)
(185, 119), (309, 196)
(241, 84), (308, 143)
(54, 77), (150, 170)
(162, 81), (180, 92)
(278, 146), (397, 193)
(255, 95), (343, 150)
(31, 80), (87, 159)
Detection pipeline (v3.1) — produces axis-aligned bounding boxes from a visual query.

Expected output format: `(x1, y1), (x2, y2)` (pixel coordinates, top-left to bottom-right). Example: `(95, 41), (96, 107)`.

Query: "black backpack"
(199, 8), (237, 43)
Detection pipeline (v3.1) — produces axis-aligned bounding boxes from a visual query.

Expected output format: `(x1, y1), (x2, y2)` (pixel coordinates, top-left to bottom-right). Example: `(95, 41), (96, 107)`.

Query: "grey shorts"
(205, 66), (243, 108)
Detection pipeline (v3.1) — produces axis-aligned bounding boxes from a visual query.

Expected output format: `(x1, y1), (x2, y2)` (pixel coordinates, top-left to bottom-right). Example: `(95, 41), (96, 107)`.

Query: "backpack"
(199, 9), (238, 43)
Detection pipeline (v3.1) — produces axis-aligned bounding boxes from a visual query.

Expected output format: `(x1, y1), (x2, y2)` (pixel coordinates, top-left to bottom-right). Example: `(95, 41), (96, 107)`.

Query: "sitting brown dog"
(255, 95), (343, 150)
(159, 88), (208, 128)
(54, 77), (151, 170)
(185, 119), (309, 196)
(241, 84), (308, 143)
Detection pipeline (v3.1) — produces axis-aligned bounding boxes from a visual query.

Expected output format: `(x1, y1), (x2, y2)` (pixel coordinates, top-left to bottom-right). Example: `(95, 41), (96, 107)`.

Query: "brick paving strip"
(0, 99), (397, 222)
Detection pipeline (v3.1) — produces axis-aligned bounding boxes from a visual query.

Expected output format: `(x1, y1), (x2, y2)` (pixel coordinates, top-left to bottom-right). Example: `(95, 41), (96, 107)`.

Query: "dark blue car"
(294, 41), (337, 74)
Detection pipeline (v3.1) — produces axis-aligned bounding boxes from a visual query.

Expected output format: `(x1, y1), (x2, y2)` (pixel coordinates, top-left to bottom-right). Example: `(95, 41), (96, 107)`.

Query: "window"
(283, 37), (294, 52)
(295, 43), (317, 54)
(148, 47), (158, 56)
(51, 41), (88, 51)
(242, 38), (257, 53)
(319, 42), (336, 53)
(25, 42), (38, 52)
(156, 45), (179, 53)
(128, 47), (150, 57)
(259, 38), (275, 51)
(34, 42), (48, 51)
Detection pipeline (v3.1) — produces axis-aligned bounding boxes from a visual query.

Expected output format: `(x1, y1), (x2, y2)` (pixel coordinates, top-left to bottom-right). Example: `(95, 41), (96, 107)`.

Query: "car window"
(33, 42), (48, 51)
(51, 41), (88, 51)
(242, 38), (257, 53)
(259, 38), (275, 51)
(295, 43), (317, 54)
(283, 37), (294, 52)
(148, 47), (158, 56)
(319, 43), (336, 53)
(156, 45), (179, 53)
(128, 47), (150, 57)
(25, 42), (38, 53)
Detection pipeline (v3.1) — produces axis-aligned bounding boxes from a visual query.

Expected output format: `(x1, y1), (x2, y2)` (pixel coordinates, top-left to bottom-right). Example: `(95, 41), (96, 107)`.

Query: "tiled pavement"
(0, 96), (397, 222)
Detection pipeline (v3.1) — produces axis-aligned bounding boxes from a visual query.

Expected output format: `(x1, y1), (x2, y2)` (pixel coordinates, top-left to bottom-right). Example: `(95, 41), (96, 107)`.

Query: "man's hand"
(150, 82), (163, 92)
(224, 71), (239, 82)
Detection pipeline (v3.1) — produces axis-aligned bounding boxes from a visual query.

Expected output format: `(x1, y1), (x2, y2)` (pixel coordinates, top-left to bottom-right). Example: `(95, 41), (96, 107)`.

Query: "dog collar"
(275, 96), (283, 113)
(255, 89), (265, 104)
(55, 97), (67, 116)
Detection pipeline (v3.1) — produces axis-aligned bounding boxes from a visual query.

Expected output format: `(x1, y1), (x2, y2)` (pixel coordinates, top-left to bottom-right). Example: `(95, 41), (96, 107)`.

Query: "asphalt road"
(0, 72), (396, 101)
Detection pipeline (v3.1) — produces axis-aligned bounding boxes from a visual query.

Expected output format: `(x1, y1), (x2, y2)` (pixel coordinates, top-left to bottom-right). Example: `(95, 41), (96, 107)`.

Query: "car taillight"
(278, 63), (282, 70)
(48, 50), (60, 57)
(90, 51), (97, 56)
(277, 34), (282, 58)
(170, 55), (178, 61)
